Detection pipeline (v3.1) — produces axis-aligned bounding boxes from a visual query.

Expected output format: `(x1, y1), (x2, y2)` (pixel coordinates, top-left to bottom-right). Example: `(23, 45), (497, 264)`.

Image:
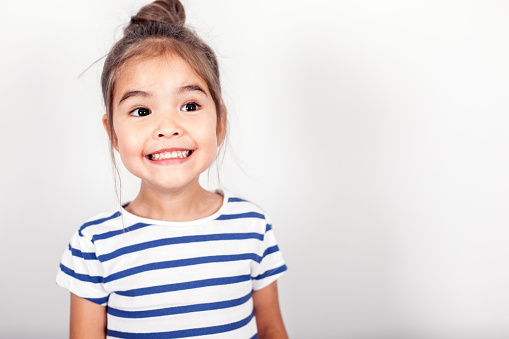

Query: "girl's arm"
(252, 281), (289, 339)
(70, 293), (107, 339)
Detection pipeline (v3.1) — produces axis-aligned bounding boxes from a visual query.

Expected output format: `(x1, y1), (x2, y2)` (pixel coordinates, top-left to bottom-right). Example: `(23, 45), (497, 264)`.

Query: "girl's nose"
(154, 113), (182, 138)
(157, 130), (179, 138)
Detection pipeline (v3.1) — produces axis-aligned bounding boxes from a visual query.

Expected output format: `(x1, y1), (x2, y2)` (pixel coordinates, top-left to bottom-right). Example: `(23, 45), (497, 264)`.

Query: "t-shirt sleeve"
(251, 215), (288, 291)
(56, 231), (109, 305)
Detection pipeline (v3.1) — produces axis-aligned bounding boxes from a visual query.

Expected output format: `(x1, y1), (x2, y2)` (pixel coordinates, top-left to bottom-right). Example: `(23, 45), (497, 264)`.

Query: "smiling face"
(106, 54), (224, 193)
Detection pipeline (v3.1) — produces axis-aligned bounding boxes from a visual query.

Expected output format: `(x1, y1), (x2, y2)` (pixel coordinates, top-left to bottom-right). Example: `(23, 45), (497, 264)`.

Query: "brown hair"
(101, 0), (226, 151)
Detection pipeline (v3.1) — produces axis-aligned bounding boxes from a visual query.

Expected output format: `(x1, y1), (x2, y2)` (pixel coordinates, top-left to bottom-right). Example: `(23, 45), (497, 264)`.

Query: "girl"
(56, 1), (288, 338)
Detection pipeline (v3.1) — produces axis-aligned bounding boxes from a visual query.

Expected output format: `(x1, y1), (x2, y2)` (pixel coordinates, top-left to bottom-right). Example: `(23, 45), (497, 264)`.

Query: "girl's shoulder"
(75, 209), (124, 242)
(217, 190), (274, 230)
(221, 190), (270, 218)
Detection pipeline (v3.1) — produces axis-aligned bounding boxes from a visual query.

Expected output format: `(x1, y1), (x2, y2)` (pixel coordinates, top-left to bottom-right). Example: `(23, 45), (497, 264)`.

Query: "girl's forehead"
(114, 54), (211, 98)
(121, 55), (203, 84)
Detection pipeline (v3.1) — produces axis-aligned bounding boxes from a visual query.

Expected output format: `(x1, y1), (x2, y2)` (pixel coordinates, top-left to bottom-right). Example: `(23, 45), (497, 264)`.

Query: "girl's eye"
(181, 102), (200, 112)
(130, 107), (151, 117)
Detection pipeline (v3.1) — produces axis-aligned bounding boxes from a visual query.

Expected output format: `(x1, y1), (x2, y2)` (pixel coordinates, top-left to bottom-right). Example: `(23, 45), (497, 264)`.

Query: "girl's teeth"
(151, 150), (190, 160)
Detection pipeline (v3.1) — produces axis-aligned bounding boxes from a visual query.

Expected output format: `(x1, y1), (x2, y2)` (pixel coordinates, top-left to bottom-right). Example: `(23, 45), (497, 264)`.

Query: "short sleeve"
(56, 231), (109, 305)
(251, 215), (288, 291)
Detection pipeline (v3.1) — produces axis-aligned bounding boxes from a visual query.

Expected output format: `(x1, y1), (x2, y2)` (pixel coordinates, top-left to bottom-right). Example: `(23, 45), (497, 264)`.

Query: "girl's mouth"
(147, 150), (193, 161)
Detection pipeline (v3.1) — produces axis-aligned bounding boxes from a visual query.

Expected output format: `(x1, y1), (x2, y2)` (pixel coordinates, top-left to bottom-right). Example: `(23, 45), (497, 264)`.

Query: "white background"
(1, 1), (509, 338)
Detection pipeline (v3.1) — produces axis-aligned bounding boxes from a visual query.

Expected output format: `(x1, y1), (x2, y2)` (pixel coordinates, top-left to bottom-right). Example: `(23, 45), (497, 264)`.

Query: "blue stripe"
(91, 222), (151, 243)
(79, 211), (121, 236)
(228, 197), (246, 202)
(68, 244), (97, 260)
(215, 212), (264, 221)
(99, 232), (264, 262)
(85, 296), (109, 305)
(60, 263), (103, 283)
(62, 247), (280, 285)
(107, 312), (254, 338)
(104, 253), (262, 283)
(116, 274), (251, 297)
(265, 223), (272, 232)
(262, 245), (280, 259)
(253, 264), (288, 281)
(108, 292), (251, 318)
(250, 335), (258, 339)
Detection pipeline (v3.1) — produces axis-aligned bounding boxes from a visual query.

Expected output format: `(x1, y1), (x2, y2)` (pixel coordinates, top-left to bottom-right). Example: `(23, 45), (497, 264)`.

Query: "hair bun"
(128, 0), (186, 31)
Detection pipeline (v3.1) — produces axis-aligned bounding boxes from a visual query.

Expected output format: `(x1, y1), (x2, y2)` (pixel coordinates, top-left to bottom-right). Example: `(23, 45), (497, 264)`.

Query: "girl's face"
(106, 54), (222, 192)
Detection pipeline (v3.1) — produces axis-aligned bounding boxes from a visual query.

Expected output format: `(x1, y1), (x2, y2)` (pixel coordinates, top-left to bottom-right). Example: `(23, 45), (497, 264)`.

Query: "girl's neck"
(124, 181), (223, 222)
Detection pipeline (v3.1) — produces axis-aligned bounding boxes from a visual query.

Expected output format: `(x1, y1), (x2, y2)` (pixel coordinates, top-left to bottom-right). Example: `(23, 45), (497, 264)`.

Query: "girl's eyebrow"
(178, 84), (206, 94)
(118, 90), (151, 104)
(118, 85), (206, 104)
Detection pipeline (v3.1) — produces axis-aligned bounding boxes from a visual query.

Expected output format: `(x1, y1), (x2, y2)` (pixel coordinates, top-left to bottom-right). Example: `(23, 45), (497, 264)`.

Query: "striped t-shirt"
(56, 192), (287, 338)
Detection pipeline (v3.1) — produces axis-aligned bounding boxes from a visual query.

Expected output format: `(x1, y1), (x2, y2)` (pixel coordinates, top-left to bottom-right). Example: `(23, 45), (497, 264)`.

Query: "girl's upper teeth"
(152, 150), (190, 160)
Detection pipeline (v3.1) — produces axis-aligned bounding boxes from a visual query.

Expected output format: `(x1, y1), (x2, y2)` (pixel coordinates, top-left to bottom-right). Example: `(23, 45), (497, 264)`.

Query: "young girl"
(56, 1), (288, 338)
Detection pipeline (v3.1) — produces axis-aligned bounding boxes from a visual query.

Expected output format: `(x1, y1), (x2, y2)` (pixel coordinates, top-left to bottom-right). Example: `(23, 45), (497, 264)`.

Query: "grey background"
(1, 0), (509, 338)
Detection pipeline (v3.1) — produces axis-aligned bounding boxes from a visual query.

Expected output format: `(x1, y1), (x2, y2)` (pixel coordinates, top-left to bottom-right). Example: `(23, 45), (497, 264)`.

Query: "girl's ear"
(216, 105), (227, 147)
(102, 114), (119, 151)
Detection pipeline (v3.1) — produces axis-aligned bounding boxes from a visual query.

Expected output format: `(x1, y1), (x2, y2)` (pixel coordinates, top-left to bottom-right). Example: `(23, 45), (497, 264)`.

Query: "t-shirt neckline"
(120, 189), (229, 227)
